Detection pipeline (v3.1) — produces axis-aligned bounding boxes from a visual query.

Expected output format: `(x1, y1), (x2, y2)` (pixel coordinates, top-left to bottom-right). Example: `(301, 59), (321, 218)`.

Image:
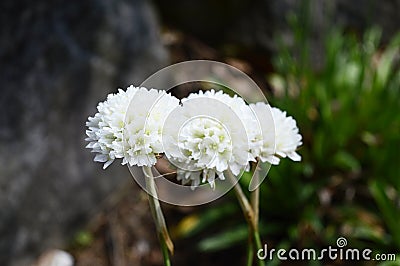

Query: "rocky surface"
(0, 0), (167, 265)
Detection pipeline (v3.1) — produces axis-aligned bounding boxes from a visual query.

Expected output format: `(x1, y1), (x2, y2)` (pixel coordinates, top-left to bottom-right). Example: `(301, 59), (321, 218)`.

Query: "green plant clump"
(264, 19), (400, 261)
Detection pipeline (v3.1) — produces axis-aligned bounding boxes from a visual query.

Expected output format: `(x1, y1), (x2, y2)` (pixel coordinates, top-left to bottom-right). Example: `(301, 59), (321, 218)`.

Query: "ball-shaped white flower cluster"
(86, 86), (302, 188)
(249, 102), (302, 165)
(162, 91), (254, 188)
(167, 116), (233, 188)
(85, 86), (179, 168)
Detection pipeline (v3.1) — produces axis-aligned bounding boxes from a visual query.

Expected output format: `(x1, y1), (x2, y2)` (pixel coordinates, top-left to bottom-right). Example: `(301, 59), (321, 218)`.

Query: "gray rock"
(0, 0), (167, 265)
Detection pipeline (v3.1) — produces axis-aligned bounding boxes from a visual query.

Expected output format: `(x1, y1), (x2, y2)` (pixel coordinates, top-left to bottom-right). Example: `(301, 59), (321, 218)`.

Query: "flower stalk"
(246, 238), (254, 266)
(227, 170), (264, 266)
(248, 161), (260, 266)
(143, 166), (174, 265)
(250, 161), (260, 227)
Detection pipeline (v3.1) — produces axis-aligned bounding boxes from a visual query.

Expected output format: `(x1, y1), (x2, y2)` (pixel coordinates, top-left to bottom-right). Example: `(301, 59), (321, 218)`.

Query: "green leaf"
(198, 225), (248, 252)
(370, 181), (400, 249)
(375, 46), (398, 89)
(333, 151), (361, 172)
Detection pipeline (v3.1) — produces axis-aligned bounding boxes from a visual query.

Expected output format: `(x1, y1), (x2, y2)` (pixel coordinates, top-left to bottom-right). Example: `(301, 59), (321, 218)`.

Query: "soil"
(68, 180), (248, 266)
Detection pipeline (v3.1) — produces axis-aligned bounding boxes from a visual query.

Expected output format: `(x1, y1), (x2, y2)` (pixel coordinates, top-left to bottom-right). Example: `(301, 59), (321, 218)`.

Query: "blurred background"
(0, 0), (399, 265)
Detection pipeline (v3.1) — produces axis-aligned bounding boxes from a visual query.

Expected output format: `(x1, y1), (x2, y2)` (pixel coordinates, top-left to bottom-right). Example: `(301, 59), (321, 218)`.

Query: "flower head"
(163, 90), (254, 188)
(250, 102), (302, 164)
(271, 106), (302, 161)
(85, 86), (179, 168)
(249, 102), (278, 164)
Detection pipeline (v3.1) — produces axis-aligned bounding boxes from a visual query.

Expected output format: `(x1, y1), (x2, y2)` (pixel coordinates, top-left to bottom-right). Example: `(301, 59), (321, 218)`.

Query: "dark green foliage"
(264, 16), (400, 262)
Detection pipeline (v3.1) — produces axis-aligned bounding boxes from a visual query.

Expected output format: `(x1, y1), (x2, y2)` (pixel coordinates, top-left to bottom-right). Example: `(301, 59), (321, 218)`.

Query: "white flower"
(176, 116), (231, 188)
(250, 102), (302, 164)
(249, 102), (279, 164)
(271, 106), (302, 161)
(184, 90), (260, 151)
(163, 90), (253, 188)
(86, 86), (179, 168)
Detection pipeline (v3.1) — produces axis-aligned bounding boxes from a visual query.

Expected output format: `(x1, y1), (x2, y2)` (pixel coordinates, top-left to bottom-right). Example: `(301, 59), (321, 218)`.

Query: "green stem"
(143, 166), (174, 265)
(250, 162), (260, 228)
(227, 171), (255, 228)
(160, 234), (172, 266)
(226, 170), (264, 266)
(247, 235), (254, 266)
(251, 164), (264, 266)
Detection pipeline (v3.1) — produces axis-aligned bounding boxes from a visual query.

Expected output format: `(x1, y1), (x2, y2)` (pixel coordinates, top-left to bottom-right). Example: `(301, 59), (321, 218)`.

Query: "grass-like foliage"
(263, 16), (400, 262)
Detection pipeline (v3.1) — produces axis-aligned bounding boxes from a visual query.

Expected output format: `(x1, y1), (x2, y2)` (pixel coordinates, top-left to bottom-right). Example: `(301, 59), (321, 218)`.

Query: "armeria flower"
(163, 90), (253, 188)
(249, 102), (279, 164)
(271, 106), (302, 161)
(176, 116), (232, 188)
(85, 86), (179, 168)
(184, 89), (260, 160)
(250, 102), (302, 164)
